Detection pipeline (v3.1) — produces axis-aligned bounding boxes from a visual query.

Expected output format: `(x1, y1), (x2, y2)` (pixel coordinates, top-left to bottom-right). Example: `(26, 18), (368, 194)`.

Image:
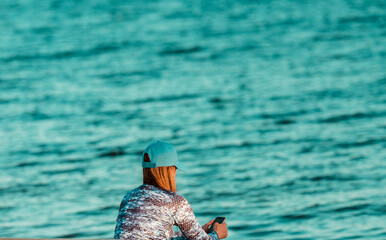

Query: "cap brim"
(175, 162), (189, 172)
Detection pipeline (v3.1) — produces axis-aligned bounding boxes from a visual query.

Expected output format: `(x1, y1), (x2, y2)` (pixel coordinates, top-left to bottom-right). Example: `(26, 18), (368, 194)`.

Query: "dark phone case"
(208, 217), (225, 233)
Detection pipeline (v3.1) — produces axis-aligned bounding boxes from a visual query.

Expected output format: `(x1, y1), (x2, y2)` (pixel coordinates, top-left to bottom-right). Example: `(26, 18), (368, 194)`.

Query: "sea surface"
(0, 0), (385, 239)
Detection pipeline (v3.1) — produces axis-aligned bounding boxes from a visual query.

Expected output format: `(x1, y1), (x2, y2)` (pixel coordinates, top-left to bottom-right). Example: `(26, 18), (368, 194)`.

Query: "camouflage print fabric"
(114, 184), (219, 240)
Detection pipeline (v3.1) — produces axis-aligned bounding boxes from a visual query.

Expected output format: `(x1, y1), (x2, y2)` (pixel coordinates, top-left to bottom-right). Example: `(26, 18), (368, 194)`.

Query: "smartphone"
(208, 217), (226, 233)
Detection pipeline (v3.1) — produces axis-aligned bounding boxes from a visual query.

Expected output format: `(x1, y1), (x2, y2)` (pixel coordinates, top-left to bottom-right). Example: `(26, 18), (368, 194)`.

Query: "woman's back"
(114, 184), (219, 240)
(114, 184), (176, 239)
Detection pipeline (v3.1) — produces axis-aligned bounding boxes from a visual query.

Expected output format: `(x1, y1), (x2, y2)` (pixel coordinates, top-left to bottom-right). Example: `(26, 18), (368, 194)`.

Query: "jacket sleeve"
(170, 194), (219, 240)
(170, 230), (187, 240)
(171, 230), (186, 239)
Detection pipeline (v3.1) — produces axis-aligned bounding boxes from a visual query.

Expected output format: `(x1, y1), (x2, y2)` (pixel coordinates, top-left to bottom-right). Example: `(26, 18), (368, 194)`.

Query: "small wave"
(374, 204), (386, 214)
(335, 138), (385, 148)
(312, 33), (355, 42)
(98, 148), (126, 157)
(229, 223), (269, 231)
(376, 77), (386, 85)
(332, 203), (371, 213)
(256, 18), (302, 30)
(0, 182), (49, 194)
(319, 112), (386, 123)
(159, 46), (203, 55)
(61, 158), (89, 164)
(298, 146), (314, 153)
(300, 174), (357, 182)
(213, 141), (260, 150)
(0, 205), (14, 211)
(275, 119), (296, 125)
(33, 222), (61, 228)
(308, 89), (345, 99)
(302, 203), (321, 211)
(209, 97), (225, 103)
(16, 161), (41, 167)
(30, 26), (55, 34)
(260, 109), (309, 119)
(339, 14), (385, 24)
(163, 10), (201, 20)
(24, 110), (51, 120)
(281, 213), (314, 220)
(98, 70), (159, 79)
(56, 232), (85, 238)
(42, 167), (85, 175)
(131, 93), (201, 104)
(0, 98), (13, 104)
(214, 138), (302, 150)
(2, 43), (124, 63)
(22, 147), (76, 156)
(246, 228), (282, 237)
(75, 205), (117, 216)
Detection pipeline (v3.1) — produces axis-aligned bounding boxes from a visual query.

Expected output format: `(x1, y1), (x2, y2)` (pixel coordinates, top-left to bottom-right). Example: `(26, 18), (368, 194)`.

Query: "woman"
(114, 140), (228, 239)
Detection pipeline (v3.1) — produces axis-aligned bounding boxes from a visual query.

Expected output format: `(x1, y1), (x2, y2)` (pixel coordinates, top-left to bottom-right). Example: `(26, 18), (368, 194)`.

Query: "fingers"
(204, 219), (214, 227)
(203, 219), (216, 232)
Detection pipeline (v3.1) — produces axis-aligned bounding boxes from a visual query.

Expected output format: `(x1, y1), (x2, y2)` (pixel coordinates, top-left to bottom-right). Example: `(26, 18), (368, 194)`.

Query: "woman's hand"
(202, 219), (228, 239)
(213, 219), (228, 239)
(202, 219), (215, 233)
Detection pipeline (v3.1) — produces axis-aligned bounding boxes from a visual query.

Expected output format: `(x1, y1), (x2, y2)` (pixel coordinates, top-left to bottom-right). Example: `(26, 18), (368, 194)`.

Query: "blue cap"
(142, 140), (189, 172)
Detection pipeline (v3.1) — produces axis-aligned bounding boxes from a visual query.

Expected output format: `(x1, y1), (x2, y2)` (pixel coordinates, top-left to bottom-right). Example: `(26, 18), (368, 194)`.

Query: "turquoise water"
(0, 0), (385, 239)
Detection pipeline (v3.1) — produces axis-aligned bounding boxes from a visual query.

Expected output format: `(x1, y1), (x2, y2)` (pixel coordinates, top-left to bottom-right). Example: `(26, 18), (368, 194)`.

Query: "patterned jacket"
(114, 184), (219, 240)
